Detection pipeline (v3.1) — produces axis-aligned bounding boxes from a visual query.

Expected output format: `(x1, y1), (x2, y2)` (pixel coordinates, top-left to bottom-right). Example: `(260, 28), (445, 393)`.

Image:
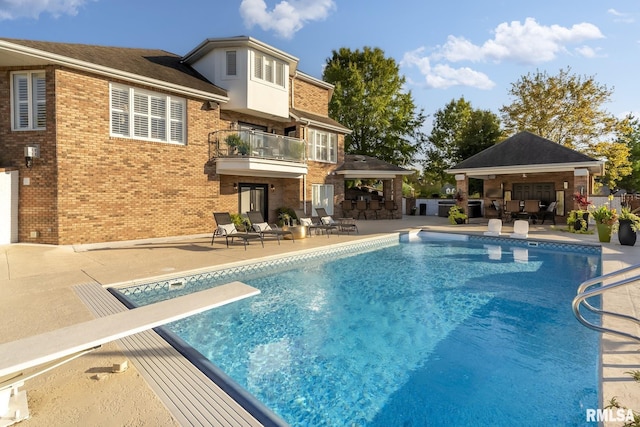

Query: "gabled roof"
(0, 38), (228, 101)
(335, 154), (413, 178)
(448, 131), (604, 176)
(290, 108), (351, 134)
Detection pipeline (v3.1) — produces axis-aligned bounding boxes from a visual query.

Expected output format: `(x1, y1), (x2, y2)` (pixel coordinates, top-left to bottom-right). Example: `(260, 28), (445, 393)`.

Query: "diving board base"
(0, 386), (28, 427)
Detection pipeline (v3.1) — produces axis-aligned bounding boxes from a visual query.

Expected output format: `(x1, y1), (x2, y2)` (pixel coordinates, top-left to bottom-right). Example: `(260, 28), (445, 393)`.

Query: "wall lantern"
(24, 145), (40, 168)
(270, 184), (275, 192)
(233, 183), (238, 191)
(563, 181), (569, 189)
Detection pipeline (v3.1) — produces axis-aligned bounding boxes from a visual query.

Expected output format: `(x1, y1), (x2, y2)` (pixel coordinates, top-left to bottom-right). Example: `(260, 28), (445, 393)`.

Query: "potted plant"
(567, 210), (589, 233)
(617, 207), (640, 246)
(589, 203), (618, 243)
(448, 205), (468, 225)
(225, 133), (250, 155)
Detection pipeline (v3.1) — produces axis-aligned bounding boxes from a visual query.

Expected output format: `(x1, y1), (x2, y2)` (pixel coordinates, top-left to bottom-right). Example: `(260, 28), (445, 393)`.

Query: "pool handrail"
(572, 263), (640, 342)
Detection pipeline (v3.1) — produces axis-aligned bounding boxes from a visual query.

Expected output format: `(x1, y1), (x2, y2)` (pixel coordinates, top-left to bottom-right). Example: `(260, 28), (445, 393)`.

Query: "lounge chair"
(212, 212), (264, 250)
(246, 211), (294, 243)
(293, 208), (336, 237)
(510, 220), (529, 239)
(540, 201), (557, 225)
(315, 207), (358, 234)
(484, 219), (502, 236)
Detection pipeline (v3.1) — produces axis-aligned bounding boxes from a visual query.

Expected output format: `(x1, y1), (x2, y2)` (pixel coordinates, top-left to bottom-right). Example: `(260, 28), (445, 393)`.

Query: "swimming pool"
(119, 233), (602, 426)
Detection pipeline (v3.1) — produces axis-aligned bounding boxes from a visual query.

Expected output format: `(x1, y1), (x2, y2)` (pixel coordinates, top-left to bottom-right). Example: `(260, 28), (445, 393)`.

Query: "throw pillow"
(299, 218), (313, 226)
(321, 216), (335, 225)
(217, 223), (237, 235)
(252, 222), (271, 232)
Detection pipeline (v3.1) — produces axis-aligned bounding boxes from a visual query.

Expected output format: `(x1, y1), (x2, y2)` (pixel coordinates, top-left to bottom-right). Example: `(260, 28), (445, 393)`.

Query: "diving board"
(0, 281), (259, 425)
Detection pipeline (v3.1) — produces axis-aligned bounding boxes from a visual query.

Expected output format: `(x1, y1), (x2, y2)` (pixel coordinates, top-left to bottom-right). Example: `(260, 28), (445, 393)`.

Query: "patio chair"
(341, 200), (354, 218)
(539, 201), (557, 225)
(355, 199), (368, 220)
(384, 200), (399, 219)
(522, 200), (541, 222)
(315, 207), (358, 234)
(510, 220), (529, 239)
(293, 208), (336, 237)
(483, 219), (502, 236)
(246, 211), (294, 243)
(504, 200), (521, 223)
(212, 212), (264, 250)
(368, 199), (382, 219)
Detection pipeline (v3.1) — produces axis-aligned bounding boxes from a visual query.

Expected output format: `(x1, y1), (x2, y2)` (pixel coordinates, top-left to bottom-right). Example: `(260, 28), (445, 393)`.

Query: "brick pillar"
(573, 169), (590, 210)
(455, 173), (469, 213)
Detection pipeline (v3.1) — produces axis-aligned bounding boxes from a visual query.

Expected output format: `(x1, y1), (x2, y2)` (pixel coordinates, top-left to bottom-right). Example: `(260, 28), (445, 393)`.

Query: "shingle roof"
(290, 108), (350, 133)
(450, 131), (598, 170)
(0, 38), (227, 98)
(336, 154), (412, 173)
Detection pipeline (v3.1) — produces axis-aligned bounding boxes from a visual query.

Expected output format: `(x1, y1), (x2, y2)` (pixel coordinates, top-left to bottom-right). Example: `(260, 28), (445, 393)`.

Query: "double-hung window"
(110, 84), (186, 144)
(307, 129), (337, 163)
(11, 71), (46, 131)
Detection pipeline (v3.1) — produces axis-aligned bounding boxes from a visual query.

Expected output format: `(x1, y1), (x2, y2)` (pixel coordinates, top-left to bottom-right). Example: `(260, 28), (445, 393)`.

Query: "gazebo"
(447, 131), (605, 220)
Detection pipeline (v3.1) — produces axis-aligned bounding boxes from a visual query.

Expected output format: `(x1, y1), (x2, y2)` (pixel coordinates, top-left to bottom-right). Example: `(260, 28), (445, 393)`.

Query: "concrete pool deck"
(1, 215), (639, 426)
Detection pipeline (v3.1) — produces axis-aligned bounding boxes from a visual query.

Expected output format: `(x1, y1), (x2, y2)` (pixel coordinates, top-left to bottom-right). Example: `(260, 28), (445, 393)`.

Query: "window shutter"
(254, 54), (263, 79)
(133, 93), (148, 138)
(276, 62), (284, 87)
(170, 100), (184, 143)
(110, 86), (130, 136)
(265, 58), (273, 83)
(13, 74), (29, 129)
(150, 96), (166, 140)
(226, 51), (237, 76)
(32, 73), (46, 129)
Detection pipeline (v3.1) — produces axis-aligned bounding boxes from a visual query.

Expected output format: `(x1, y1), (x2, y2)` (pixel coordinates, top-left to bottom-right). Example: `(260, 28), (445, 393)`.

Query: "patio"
(1, 215), (639, 426)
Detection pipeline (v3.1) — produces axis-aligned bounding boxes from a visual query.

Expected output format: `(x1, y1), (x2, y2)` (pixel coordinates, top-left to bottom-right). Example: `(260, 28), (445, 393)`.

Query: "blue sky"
(2, 0), (639, 127)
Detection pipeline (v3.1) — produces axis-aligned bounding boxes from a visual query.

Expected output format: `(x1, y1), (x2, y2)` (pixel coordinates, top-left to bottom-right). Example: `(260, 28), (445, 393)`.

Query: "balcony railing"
(209, 130), (306, 163)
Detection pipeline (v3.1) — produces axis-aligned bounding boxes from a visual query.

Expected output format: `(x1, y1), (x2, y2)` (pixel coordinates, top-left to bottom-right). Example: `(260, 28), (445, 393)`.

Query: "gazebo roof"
(335, 155), (414, 179)
(448, 131), (604, 177)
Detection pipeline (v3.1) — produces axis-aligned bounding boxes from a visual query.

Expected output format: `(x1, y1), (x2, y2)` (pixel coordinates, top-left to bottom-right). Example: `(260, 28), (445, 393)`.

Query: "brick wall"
(291, 77), (329, 116)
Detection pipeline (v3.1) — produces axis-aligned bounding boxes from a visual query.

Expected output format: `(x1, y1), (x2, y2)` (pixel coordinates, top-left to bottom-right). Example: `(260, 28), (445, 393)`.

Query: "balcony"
(209, 130), (307, 178)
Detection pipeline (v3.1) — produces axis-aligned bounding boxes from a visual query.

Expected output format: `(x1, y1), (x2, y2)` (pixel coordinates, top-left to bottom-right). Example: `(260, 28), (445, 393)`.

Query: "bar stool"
(356, 199), (367, 219)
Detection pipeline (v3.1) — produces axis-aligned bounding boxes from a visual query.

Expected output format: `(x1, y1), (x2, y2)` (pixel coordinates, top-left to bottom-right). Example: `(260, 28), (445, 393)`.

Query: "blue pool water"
(122, 236), (602, 426)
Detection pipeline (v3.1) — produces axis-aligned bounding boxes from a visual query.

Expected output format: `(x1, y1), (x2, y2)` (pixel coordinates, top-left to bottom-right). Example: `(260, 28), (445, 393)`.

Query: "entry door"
(239, 183), (268, 219)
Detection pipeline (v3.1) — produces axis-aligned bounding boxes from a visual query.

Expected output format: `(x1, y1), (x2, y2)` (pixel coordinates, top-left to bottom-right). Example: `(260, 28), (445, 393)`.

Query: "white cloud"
(402, 17), (604, 91)
(440, 18), (604, 65)
(0, 0), (88, 20)
(402, 48), (495, 90)
(608, 8), (635, 23)
(239, 0), (336, 39)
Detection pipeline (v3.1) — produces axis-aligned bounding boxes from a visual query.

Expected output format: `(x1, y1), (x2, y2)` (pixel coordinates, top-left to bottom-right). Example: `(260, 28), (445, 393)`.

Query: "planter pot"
(618, 219), (637, 246)
(596, 223), (612, 243)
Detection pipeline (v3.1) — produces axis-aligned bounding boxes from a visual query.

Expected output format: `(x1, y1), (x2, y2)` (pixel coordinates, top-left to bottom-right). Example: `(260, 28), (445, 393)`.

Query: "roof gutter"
(446, 161), (605, 176)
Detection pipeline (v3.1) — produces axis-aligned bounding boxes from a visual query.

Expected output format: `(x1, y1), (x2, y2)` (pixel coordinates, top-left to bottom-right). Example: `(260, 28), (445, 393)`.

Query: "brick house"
(0, 36), (407, 245)
(448, 131), (606, 221)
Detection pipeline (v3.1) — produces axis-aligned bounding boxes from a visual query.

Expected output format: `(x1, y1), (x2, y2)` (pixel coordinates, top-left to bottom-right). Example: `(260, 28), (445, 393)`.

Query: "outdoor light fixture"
(563, 181), (569, 189)
(24, 145), (40, 169)
(270, 184), (275, 192)
(233, 183), (238, 191)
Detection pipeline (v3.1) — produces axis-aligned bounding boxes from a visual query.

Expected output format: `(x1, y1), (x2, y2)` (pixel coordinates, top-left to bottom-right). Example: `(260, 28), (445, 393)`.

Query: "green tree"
(323, 47), (427, 166)
(500, 67), (631, 188)
(423, 97), (501, 182)
(616, 115), (640, 192)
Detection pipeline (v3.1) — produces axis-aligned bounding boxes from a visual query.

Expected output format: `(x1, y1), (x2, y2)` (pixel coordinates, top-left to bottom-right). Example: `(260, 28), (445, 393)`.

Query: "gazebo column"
(455, 174), (469, 214)
(573, 169), (590, 210)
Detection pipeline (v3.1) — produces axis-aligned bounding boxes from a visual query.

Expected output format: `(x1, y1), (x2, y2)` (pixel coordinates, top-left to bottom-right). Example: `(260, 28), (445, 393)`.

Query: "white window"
(11, 71), (46, 130)
(312, 184), (334, 215)
(307, 129), (337, 163)
(110, 84), (186, 144)
(226, 51), (237, 76)
(253, 52), (285, 88)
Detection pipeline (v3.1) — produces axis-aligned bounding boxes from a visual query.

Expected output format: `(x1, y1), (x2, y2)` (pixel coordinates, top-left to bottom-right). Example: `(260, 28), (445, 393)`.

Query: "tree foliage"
(500, 67), (632, 188)
(423, 97), (502, 182)
(323, 47), (427, 166)
(616, 115), (640, 192)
